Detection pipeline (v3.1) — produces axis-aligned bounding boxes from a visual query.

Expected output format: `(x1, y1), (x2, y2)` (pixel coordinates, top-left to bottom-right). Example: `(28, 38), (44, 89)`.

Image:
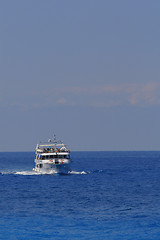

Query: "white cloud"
(128, 82), (160, 106)
(2, 82), (160, 109)
(33, 82), (160, 108)
(56, 98), (67, 104)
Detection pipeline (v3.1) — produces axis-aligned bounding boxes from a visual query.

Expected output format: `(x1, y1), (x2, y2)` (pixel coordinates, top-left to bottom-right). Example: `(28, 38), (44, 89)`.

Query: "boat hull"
(33, 162), (71, 174)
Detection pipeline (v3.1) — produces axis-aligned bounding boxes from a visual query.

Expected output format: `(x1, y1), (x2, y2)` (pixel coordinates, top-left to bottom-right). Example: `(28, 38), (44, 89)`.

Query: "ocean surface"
(0, 151), (160, 239)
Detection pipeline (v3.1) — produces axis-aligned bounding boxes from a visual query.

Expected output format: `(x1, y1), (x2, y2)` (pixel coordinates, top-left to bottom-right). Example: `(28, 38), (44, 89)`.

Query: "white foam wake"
(0, 170), (40, 175)
(15, 171), (41, 175)
(0, 170), (88, 176)
(69, 170), (87, 175)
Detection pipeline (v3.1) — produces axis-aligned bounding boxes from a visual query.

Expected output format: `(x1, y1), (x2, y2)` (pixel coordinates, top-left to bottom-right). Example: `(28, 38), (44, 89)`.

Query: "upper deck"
(35, 135), (70, 155)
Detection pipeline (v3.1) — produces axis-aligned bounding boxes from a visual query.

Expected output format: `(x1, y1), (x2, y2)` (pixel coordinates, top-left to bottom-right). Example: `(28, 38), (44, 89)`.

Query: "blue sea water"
(0, 151), (160, 239)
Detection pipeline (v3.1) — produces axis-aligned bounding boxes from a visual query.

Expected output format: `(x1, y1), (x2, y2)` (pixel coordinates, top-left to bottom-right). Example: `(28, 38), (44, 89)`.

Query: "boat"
(33, 135), (71, 174)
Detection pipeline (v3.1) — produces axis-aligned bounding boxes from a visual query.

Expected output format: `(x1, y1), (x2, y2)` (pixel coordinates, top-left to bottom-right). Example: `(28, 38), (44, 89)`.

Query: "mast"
(53, 134), (57, 149)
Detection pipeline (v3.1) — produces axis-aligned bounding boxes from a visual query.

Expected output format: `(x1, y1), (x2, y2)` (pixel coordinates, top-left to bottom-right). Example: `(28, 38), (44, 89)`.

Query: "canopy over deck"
(38, 143), (66, 147)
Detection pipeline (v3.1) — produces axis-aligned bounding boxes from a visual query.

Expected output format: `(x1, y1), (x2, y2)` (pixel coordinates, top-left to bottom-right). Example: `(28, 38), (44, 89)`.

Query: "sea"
(0, 151), (160, 240)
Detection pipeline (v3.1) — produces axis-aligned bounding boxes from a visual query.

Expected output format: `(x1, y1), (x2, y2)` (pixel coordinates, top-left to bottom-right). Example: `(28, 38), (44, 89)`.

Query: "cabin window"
(37, 164), (43, 168)
(55, 159), (59, 164)
(42, 156), (45, 160)
(46, 155), (48, 159)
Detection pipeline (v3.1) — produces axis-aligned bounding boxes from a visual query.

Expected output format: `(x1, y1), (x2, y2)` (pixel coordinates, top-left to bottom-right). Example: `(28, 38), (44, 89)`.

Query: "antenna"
(54, 134), (56, 143)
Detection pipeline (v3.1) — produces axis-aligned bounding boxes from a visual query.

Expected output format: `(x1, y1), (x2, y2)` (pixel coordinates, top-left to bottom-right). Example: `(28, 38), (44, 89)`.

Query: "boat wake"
(0, 170), (88, 176)
(68, 170), (87, 175)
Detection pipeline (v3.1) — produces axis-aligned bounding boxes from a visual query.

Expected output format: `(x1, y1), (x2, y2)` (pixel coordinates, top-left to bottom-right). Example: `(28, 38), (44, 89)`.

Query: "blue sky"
(0, 0), (160, 151)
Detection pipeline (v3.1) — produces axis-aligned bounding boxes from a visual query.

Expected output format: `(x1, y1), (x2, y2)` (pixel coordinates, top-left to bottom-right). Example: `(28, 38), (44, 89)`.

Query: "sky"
(0, 0), (160, 151)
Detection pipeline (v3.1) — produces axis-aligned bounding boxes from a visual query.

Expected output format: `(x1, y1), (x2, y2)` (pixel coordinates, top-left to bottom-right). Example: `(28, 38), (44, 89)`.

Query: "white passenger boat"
(33, 135), (71, 174)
